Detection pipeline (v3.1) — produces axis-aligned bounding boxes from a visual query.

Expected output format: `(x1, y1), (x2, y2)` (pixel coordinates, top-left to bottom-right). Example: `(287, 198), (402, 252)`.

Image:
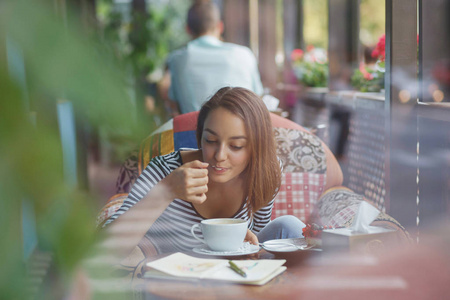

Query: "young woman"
(104, 87), (305, 256)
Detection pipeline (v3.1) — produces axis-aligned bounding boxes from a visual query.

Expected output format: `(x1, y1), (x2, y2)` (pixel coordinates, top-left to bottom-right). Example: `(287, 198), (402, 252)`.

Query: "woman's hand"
(244, 229), (259, 245)
(162, 160), (209, 204)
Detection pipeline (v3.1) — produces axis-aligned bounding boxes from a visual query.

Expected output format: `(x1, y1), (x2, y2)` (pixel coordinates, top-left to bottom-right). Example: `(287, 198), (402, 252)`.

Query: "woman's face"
(201, 107), (251, 184)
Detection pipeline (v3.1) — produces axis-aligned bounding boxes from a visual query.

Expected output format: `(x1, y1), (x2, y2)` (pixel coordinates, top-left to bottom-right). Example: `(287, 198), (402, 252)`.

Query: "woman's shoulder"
(147, 151), (183, 170)
(155, 151), (182, 162)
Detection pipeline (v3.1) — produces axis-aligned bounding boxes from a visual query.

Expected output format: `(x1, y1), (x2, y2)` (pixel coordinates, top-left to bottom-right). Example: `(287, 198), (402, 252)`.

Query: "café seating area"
(98, 111), (412, 258)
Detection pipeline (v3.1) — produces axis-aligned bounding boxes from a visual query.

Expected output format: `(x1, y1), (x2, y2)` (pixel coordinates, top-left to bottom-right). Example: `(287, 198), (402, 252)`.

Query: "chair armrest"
(96, 194), (127, 228)
(310, 187), (413, 245)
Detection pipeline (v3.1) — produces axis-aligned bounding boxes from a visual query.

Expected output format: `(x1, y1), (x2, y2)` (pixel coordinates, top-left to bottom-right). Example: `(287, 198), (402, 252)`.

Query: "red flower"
(291, 49), (304, 62)
(303, 223), (325, 238)
(372, 34), (385, 62)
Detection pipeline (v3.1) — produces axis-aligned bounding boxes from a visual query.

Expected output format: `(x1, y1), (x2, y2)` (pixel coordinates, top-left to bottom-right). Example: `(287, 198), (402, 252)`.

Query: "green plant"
(351, 63), (385, 92)
(291, 46), (328, 87)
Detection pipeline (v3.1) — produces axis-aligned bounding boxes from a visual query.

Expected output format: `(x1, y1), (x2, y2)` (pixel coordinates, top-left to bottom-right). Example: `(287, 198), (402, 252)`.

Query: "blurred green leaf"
(0, 0), (160, 298)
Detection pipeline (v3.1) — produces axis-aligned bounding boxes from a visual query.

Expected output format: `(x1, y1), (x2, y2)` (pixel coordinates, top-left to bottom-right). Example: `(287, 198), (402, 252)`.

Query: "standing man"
(167, 1), (263, 114)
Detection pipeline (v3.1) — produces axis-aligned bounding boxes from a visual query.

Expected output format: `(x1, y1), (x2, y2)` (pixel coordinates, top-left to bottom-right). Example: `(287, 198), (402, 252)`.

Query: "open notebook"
(145, 253), (286, 286)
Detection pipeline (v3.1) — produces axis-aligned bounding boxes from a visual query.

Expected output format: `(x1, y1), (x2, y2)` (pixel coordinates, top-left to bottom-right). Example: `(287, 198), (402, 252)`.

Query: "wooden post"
(280, 0), (303, 110)
(328, 0), (360, 91)
(258, 0), (278, 96)
(420, 0), (450, 103)
(249, 0), (259, 58)
(385, 0), (418, 234)
(283, 0), (303, 64)
(416, 0), (450, 233)
(79, 0), (98, 30)
(222, 0), (250, 48)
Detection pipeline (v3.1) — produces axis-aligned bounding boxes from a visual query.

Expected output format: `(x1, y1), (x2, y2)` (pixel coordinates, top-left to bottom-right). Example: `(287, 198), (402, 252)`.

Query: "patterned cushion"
(274, 127), (327, 174)
(272, 172), (325, 222)
(271, 127), (327, 222)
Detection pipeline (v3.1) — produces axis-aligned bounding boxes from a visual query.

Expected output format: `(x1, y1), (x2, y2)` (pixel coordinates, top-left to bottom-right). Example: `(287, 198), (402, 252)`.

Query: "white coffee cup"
(190, 218), (248, 251)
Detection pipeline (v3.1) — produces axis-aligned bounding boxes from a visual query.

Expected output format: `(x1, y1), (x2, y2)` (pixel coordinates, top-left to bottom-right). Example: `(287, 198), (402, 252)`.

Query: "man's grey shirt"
(168, 35), (263, 113)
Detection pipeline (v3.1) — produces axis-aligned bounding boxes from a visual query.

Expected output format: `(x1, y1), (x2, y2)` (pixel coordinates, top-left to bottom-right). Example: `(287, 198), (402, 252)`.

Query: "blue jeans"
(256, 215), (306, 243)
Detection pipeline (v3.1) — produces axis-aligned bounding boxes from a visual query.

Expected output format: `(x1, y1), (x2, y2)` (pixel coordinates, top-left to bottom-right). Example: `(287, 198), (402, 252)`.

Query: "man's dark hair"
(187, 1), (220, 37)
(364, 45), (377, 64)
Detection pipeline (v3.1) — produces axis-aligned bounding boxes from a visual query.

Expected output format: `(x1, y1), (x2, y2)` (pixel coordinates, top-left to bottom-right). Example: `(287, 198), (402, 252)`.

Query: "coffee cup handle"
(190, 224), (206, 244)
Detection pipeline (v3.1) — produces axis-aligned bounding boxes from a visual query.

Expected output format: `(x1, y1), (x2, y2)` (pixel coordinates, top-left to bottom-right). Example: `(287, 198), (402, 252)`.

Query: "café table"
(128, 231), (450, 300)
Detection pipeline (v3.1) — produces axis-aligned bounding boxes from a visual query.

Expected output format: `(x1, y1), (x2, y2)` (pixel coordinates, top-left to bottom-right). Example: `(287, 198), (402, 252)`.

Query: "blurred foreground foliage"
(0, 0), (153, 298)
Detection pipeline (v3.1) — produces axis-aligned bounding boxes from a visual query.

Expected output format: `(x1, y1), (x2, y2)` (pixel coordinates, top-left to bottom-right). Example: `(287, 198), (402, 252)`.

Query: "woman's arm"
(101, 158), (208, 261)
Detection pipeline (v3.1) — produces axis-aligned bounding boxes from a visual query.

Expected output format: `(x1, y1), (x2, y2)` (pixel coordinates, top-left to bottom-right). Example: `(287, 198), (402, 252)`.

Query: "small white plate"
(192, 243), (260, 256)
(261, 238), (316, 253)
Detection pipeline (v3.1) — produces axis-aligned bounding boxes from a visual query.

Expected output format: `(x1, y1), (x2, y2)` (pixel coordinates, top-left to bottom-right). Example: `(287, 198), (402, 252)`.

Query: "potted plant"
(291, 45), (328, 89)
(351, 35), (385, 93)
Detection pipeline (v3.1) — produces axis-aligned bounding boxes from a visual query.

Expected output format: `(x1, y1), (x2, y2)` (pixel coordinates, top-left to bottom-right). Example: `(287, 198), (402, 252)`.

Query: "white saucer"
(192, 243), (260, 256)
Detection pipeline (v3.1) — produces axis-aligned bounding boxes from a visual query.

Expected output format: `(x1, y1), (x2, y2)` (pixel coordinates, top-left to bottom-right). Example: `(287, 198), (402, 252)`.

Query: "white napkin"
(262, 94), (280, 111)
(350, 201), (380, 233)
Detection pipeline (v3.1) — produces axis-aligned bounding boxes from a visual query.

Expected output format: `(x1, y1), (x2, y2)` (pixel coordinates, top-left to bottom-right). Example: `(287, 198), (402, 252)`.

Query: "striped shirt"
(104, 151), (274, 253)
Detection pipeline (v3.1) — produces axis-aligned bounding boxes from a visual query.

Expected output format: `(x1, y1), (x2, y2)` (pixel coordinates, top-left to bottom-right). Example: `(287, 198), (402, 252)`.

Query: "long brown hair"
(196, 87), (281, 212)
